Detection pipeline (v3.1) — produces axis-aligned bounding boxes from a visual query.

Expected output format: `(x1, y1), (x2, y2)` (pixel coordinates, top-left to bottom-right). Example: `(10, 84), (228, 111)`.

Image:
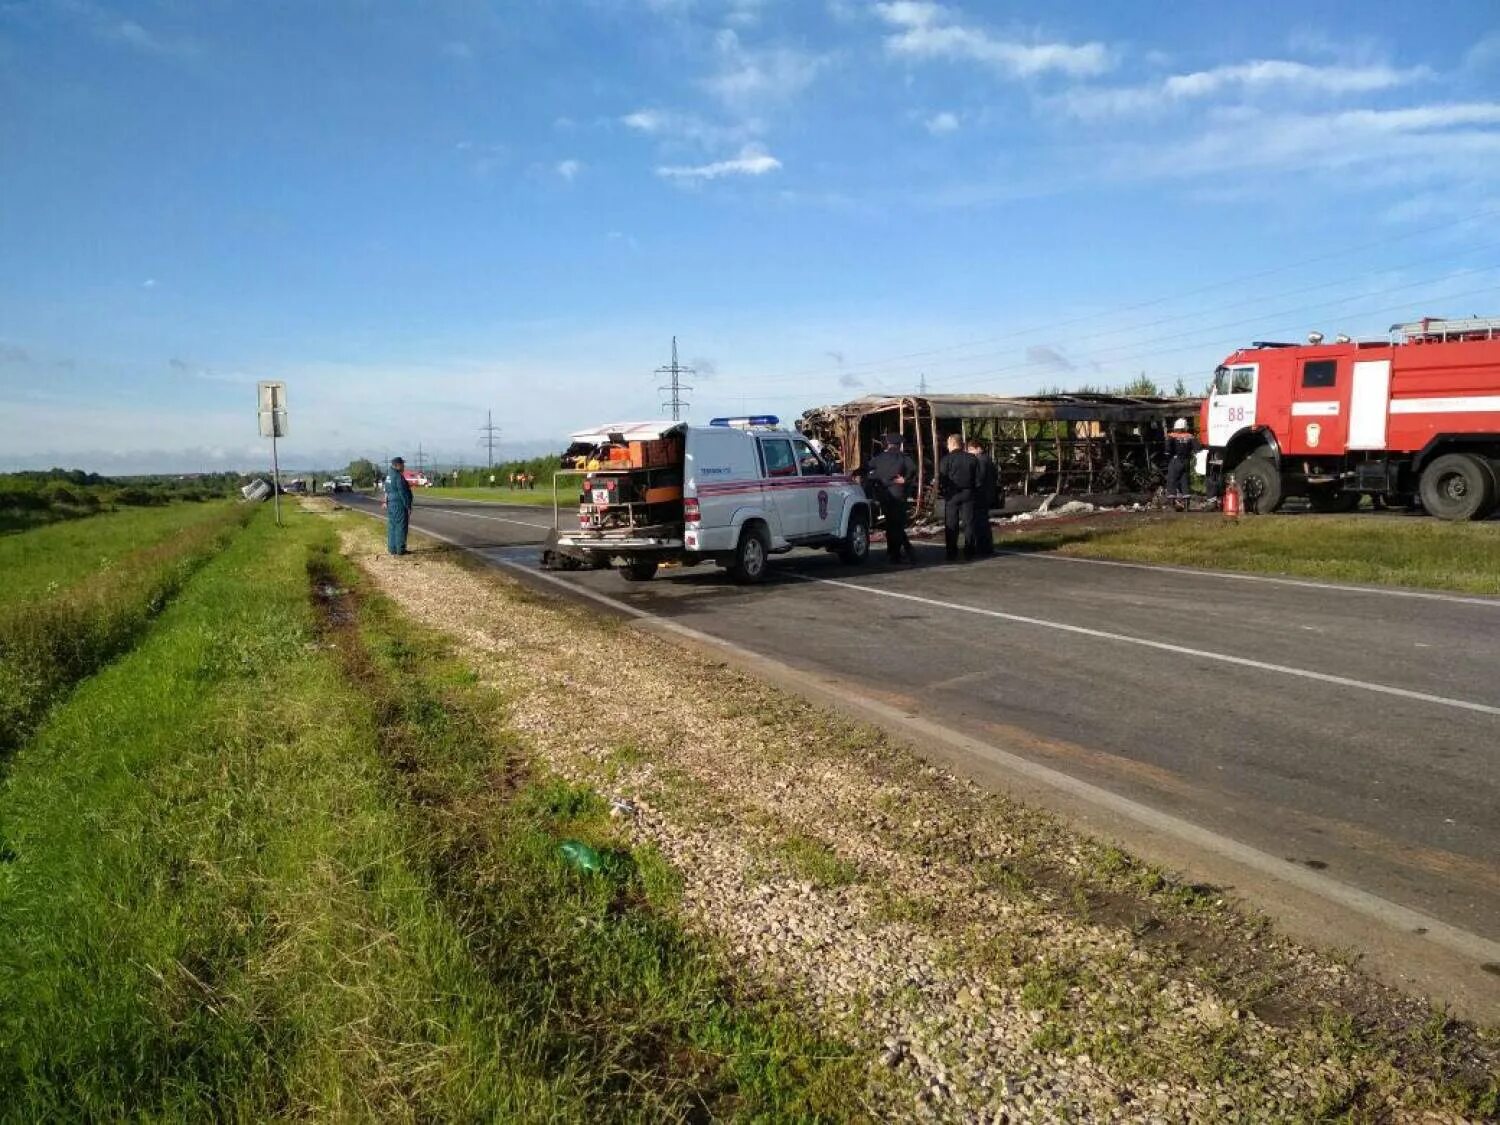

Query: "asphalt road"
(343, 493), (1500, 1008)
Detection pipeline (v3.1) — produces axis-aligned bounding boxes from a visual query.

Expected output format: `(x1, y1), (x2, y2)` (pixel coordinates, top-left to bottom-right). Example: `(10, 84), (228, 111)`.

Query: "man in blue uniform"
(383, 456), (414, 555)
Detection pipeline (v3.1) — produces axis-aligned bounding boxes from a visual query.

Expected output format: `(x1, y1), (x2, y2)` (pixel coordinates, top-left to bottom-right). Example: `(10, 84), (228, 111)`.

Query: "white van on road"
(555, 416), (872, 582)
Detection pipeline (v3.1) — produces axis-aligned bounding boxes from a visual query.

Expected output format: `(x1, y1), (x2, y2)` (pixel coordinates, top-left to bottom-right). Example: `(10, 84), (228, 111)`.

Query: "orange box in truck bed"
(629, 439), (681, 467)
(642, 485), (682, 504)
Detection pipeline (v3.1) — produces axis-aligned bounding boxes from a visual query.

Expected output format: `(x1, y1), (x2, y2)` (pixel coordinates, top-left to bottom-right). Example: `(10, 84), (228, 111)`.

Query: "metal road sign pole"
(271, 429), (282, 528)
(257, 380), (288, 528)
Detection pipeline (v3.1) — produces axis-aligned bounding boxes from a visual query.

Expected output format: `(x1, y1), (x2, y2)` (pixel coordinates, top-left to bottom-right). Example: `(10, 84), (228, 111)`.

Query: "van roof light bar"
(709, 415), (780, 428)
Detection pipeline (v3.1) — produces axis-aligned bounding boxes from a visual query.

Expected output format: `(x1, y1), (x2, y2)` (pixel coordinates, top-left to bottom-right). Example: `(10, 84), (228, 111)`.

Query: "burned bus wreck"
(798, 393), (1203, 512)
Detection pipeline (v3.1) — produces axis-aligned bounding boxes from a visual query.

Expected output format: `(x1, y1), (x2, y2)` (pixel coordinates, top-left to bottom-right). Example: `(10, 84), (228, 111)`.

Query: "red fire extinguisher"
(1223, 474), (1243, 518)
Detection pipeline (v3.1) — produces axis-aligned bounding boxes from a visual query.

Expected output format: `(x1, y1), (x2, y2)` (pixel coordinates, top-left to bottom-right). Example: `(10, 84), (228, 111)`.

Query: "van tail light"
(684, 498), (701, 522)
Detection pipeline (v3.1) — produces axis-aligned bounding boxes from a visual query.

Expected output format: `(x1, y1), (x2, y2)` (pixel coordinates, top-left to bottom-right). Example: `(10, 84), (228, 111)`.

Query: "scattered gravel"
(343, 527), (1491, 1123)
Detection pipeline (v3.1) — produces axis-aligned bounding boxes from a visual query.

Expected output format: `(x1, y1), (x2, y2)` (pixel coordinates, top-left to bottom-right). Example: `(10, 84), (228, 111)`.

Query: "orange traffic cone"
(1223, 474), (1242, 518)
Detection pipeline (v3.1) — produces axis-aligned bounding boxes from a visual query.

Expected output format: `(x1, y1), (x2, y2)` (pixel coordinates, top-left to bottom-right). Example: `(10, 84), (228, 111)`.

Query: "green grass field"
(419, 485), (557, 506)
(0, 505), (853, 1118)
(1005, 512), (1500, 594)
(0, 500), (240, 608)
(0, 502), (252, 756)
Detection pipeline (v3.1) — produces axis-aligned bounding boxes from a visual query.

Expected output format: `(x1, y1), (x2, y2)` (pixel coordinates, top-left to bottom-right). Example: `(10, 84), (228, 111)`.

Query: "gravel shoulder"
(341, 519), (1498, 1122)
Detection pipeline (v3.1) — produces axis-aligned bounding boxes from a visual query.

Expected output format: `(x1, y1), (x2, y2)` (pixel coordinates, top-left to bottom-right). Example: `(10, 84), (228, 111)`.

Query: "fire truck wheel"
(1419, 453), (1496, 521)
(620, 557), (659, 582)
(837, 510), (871, 564)
(1236, 449), (1284, 514)
(1307, 486), (1359, 514)
(728, 524), (770, 584)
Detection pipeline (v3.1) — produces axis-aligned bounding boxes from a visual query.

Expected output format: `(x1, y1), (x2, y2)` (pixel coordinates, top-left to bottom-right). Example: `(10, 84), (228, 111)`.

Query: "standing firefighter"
(867, 433), (918, 564)
(1165, 419), (1199, 509)
(383, 456), (414, 555)
(938, 434), (980, 562)
(966, 438), (997, 558)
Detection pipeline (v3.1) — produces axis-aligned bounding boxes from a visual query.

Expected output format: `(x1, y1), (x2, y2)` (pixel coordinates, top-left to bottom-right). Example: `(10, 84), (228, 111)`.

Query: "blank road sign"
(257, 380), (288, 437)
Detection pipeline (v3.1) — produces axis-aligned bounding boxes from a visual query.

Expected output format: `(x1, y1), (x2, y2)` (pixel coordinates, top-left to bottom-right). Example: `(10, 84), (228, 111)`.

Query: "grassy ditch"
(0, 501), (251, 757)
(1002, 510), (1500, 594)
(0, 500), (244, 609)
(321, 542), (860, 1120)
(0, 505), (855, 1119)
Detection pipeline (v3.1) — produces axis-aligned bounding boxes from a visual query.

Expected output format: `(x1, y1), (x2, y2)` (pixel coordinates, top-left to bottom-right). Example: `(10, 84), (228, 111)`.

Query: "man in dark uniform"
(1164, 418), (1199, 509)
(938, 433), (980, 561)
(382, 455), (414, 555)
(866, 433), (918, 563)
(966, 438), (997, 557)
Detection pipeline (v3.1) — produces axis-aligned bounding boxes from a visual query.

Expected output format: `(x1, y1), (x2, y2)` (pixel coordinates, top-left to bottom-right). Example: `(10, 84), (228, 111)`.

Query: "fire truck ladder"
(1393, 316), (1500, 342)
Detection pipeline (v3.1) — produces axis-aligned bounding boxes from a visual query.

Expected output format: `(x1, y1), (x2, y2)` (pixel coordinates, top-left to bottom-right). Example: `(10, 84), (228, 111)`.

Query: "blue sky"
(1, 0), (1497, 472)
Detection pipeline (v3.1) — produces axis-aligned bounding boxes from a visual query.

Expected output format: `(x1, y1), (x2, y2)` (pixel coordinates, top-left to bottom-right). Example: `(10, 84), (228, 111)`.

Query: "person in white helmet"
(1164, 418), (1199, 509)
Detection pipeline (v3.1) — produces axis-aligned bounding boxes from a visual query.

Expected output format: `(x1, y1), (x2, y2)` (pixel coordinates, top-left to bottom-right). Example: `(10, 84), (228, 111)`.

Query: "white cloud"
(1059, 59), (1428, 119)
(1126, 102), (1500, 180)
(621, 108), (758, 149)
(875, 2), (1111, 78)
(704, 28), (827, 108)
(925, 110), (960, 134)
(555, 159), (583, 181)
(141, 278), (157, 289)
(656, 143), (782, 180)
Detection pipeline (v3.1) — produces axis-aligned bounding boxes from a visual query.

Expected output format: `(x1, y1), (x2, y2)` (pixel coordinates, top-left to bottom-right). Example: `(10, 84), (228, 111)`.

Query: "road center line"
(416, 506), (554, 530)
(806, 576), (1500, 717)
(996, 549), (1500, 608)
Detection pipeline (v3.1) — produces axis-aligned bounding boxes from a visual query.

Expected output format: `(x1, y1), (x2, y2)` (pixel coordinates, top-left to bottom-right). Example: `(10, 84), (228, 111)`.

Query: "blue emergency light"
(708, 415), (779, 428)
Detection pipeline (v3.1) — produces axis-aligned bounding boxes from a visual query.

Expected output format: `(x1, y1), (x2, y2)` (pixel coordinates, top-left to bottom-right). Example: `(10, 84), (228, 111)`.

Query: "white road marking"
(414, 505), (554, 531)
(997, 550), (1500, 608)
(806, 576), (1500, 717)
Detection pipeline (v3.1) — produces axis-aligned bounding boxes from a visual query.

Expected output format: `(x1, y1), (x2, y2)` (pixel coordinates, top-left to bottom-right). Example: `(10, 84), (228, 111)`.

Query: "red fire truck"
(1203, 316), (1500, 519)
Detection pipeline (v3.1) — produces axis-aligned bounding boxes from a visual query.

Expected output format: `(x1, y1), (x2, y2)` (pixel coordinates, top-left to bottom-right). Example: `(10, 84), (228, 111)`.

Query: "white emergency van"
(554, 416), (872, 582)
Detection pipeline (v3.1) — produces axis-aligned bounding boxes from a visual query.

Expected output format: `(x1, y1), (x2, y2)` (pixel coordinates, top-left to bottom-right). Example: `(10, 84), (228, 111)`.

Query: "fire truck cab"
(1204, 317), (1500, 519)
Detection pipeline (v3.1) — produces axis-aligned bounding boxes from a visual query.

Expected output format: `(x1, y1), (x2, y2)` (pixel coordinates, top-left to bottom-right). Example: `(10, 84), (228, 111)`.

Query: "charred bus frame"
(798, 393), (1203, 511)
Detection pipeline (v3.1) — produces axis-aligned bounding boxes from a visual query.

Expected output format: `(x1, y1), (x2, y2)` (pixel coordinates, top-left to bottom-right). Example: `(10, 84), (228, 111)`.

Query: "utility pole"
(416, 444), (427, 480)
(655, 336), (694, 421)
(919, 372), (928, 395)
(478, 409), (500, 467)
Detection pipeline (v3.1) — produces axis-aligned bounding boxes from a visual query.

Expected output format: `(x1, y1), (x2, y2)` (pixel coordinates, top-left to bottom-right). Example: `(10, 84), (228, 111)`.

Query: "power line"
(478, 409), (501, 467)
(935, 276), (1500, 394)
(743, 204), (1500, 390)
(655, 335), (694, 421)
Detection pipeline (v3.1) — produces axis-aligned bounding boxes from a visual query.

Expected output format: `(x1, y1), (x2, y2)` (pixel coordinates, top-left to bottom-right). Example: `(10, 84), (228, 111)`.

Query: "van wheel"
(838, 510), (870, 564)
(728, 525), (769, 584)
(1419, 453), (1496, 521)
(1236, 449), (1284, 514)
(621, 558), (658, 582)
